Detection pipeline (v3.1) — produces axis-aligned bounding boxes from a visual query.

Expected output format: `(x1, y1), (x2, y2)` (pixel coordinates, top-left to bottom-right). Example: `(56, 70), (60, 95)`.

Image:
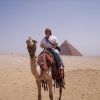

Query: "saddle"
(38, 49), (54, 71)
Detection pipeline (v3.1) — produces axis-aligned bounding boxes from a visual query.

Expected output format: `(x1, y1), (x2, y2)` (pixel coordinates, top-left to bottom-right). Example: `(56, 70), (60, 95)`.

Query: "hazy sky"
(0, 0), (100, 56)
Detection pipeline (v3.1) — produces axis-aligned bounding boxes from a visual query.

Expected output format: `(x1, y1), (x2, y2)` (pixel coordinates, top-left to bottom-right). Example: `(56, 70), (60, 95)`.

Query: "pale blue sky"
(0, 0), (100, 56)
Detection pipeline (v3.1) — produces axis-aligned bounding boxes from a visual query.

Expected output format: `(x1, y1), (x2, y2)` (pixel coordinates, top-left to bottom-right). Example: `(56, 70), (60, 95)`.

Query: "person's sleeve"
(40, 37), (45, 46)
(54, 36), (59, 45)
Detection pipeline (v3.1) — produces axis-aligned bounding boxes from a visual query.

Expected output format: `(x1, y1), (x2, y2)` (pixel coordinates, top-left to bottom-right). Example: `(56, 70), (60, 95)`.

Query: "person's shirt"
(40, 35), (59, 49)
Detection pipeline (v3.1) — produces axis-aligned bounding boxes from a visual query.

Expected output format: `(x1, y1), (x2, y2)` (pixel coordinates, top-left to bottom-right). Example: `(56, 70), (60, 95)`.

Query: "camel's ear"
(35, 41), (37, 44)
(33, 40), (37, 44)
(26, 40), (28, 43)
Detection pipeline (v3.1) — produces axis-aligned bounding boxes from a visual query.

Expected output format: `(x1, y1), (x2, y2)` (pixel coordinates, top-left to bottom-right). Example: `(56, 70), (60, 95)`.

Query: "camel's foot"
(41, 80), (48, 91)
(38, 94), (41, 100)
(49, 93), (53, 100)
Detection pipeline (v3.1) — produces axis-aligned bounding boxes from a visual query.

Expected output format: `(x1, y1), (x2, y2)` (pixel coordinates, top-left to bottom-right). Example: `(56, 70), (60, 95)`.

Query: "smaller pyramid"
(60, 40), (83, 56)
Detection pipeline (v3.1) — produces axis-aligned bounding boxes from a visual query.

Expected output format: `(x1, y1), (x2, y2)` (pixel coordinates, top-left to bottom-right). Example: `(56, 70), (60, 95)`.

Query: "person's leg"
(52, 51), (62, 68)
(52, 51), (65, 79)
(57, 52), (64, 68)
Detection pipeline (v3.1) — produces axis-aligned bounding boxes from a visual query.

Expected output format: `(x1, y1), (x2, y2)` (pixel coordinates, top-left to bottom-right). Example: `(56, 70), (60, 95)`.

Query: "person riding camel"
(40, 28), (64, 78)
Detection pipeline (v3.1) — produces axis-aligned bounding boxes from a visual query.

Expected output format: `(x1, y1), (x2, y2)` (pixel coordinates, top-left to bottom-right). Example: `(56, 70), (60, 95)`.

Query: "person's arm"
(53, 36), (59, 48)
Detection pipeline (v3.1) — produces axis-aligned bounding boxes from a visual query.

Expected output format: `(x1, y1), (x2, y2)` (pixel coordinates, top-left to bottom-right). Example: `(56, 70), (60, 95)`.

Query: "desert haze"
(0, 54), (100, 100)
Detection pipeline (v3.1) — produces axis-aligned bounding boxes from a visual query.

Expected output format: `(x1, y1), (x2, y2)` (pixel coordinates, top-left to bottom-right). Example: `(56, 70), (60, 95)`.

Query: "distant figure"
(40, 28), (64, 78)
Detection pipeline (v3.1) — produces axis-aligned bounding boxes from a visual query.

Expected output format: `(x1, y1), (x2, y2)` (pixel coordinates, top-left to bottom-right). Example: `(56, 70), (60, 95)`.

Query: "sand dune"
(0, 54), (100, 100)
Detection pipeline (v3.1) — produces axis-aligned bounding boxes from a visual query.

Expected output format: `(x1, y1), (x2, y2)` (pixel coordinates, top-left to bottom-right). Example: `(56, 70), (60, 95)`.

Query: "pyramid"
(60, 40), (83, 56)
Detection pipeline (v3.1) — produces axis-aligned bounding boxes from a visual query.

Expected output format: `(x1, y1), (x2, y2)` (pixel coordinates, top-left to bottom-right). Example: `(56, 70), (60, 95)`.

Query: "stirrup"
(59, 69), (64, 79)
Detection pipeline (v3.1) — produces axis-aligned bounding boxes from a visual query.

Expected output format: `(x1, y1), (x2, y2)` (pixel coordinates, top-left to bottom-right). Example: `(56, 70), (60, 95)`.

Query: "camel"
(26, 37), (65, 100)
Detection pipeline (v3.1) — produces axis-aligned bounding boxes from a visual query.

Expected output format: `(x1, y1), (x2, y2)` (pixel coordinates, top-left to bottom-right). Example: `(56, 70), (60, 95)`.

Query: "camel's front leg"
(36, 78), (41, 100)
(47, 79), (53, 100)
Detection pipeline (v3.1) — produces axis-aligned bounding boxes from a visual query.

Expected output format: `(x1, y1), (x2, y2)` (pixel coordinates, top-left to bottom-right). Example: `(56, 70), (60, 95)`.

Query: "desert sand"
(0, 54), (100, 100)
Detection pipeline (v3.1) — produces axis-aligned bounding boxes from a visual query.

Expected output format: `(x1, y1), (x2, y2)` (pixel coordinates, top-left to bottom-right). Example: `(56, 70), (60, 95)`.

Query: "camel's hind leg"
(36, 78), (42, 100)
(47, 79), (53, 100)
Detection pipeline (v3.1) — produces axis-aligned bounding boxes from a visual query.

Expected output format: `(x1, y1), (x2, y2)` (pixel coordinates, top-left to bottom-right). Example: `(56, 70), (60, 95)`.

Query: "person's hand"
(41, 44), (46, 48)
(53, 44), (58, 49)
(43, 44), (46, 48)
(53, 45), (56, 49)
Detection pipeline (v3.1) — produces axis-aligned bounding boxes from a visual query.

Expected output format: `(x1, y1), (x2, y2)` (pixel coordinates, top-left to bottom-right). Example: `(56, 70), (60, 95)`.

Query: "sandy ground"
(0, 54), (100, 100)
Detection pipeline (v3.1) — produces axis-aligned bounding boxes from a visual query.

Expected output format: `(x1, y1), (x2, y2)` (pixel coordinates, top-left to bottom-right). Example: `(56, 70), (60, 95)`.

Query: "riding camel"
(26, 38), (65, 100)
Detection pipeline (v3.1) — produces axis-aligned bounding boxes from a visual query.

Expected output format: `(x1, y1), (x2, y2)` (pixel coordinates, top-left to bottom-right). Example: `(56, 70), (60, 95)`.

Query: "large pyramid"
(60, 40), (83, 56)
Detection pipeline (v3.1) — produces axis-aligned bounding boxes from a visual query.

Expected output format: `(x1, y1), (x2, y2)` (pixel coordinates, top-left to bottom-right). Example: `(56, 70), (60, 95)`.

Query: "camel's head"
(26, 37), (37, 47)
(26, 37), (37, 58)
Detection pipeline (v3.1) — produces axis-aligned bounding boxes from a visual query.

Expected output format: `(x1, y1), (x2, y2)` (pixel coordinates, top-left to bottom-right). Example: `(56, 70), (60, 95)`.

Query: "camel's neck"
(30, 56), (40, 78)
